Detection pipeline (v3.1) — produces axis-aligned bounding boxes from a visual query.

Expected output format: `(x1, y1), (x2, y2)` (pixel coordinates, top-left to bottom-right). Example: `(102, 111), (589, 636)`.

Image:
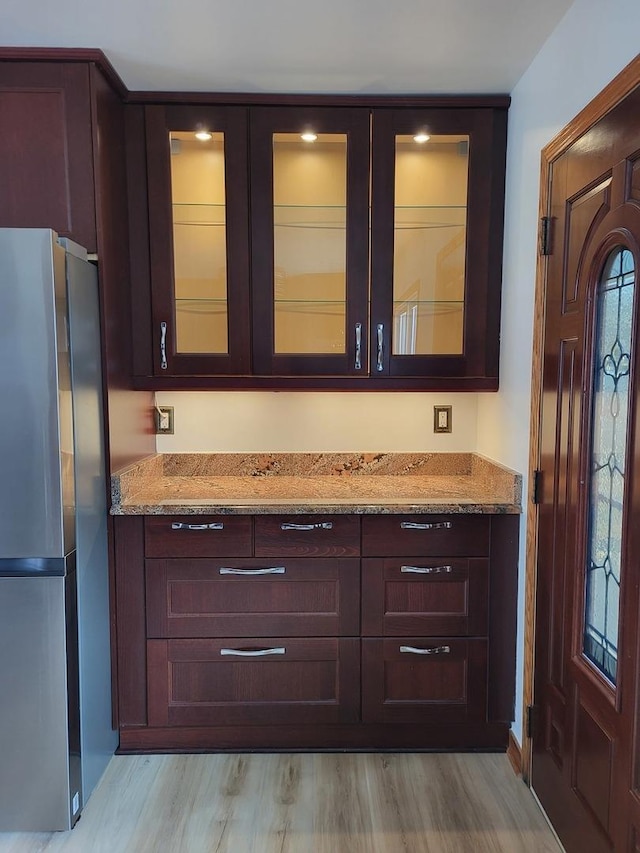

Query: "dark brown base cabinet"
(114, 512), (518, 752)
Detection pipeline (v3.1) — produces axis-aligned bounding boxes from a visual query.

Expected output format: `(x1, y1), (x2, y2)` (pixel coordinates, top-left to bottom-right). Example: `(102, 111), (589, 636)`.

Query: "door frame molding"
(523, 51), (640, 783)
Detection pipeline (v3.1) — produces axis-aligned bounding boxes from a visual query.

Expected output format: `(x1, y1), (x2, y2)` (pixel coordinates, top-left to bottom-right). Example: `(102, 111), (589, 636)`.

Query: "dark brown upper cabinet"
(129, 99), (507, 389)
(0, 62), (98, 253)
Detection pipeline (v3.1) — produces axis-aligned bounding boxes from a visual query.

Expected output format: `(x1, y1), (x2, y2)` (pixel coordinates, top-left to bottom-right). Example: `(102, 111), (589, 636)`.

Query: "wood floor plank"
(0, 754), (561, 853)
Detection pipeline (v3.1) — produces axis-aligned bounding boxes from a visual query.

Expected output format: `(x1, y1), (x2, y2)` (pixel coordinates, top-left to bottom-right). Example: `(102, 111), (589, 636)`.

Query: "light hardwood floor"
(0, 753), (561, 853)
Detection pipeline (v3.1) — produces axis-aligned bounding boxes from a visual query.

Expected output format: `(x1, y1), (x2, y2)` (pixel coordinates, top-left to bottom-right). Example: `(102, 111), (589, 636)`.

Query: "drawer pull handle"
(280, 522), (333, 531)
(401, 565), (453, 575)
(171, 522), (224, 531)
(219, 567), (285, 576)
(400, 521), (452, 531)
(220, 647), (286, 657)
(400, 645), (451, 656)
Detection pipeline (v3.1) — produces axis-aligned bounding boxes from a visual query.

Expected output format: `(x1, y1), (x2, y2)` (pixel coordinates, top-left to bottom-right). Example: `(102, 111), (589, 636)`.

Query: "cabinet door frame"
(361, 636), (488, 724)
(147, 636), (361, 727)
(361, 556), (489, 637)
(145, 556), (361, 638)
(145, 104), (251, 375)
(370, 107), (507, 382)
(250, 106), (370, 376)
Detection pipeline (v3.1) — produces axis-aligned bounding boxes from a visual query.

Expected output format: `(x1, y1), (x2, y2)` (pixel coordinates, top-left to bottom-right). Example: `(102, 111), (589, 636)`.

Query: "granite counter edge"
(110, 501), (521, 516)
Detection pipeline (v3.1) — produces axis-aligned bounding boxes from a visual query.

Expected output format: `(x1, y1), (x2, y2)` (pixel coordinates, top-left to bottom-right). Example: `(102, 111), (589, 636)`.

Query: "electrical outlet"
(154, 406), (174, 434)
(433, 405), (452, 434)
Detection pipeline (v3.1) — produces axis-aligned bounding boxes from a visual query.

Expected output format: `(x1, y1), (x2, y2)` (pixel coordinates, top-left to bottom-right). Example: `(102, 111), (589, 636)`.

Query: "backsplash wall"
(154, 391), (480, 453)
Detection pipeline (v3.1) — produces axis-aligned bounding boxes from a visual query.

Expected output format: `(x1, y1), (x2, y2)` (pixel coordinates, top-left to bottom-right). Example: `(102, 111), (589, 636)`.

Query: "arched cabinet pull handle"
(171, 522), (224, 531)
(220, 647), (286, 657)
(400, 645), (451, 655)
(219, 567), (285, 576)
(400, 521), (452, 531)
(400, 565), (453, 574)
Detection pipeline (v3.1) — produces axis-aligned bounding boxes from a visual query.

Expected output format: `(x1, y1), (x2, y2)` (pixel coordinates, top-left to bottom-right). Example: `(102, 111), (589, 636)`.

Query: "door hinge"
(539, 216), (552, 256)
(532, 469), (543, 505)
(526, 704), (539, 739)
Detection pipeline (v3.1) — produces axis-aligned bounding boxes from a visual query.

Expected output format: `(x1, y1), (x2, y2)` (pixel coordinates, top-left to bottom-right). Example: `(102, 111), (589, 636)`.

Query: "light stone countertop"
(110, 452), (522, 515)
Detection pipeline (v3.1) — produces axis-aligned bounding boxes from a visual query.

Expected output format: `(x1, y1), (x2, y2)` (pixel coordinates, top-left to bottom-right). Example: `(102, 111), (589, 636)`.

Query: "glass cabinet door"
(145, 105), (250, 375)
(250, 107), (370, 376)
(391, 132), (468, 357)
(371, 108), (506, 385)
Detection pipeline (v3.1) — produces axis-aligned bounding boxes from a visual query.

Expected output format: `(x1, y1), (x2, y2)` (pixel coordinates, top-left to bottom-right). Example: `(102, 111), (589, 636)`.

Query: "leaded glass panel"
(584, 246), (635, 684)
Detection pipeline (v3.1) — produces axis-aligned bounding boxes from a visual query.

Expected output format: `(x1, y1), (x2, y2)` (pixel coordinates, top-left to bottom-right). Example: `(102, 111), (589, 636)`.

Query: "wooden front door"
(533, 81), (640, 853)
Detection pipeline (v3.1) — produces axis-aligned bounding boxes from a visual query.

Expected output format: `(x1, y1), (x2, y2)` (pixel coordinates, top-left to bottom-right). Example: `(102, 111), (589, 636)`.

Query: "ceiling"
(2, 0), (575, 94)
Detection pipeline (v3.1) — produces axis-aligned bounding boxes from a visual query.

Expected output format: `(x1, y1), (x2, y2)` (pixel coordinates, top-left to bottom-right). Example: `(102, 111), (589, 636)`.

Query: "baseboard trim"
(507, 730), (522, 776)
(118, 721), (510, 753)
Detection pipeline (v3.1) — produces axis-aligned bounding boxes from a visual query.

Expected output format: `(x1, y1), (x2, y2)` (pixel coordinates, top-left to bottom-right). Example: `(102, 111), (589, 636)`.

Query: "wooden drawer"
(362, 637), (488, 724)
(361, 514), (490, 557)
(254, 515), (360, 557)
(361, 558), (488, 636)
(147, 637), (360, 727)
(144, 516), (252, 558)
(146, 557), (360, 638)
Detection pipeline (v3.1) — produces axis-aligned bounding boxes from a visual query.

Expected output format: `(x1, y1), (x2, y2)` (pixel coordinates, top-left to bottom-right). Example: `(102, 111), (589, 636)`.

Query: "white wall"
(477, 0), (640, 743)
(155, 391), (478, 453)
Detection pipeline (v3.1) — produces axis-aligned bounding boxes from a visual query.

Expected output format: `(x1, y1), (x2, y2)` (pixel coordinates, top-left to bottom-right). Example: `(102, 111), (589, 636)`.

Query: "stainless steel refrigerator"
(0, 228), (117, 831)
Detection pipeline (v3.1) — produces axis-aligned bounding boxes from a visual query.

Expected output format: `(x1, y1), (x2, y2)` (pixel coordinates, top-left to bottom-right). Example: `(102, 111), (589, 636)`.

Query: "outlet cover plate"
(433, 405), (452, 434)
(154, 406), (174, 434)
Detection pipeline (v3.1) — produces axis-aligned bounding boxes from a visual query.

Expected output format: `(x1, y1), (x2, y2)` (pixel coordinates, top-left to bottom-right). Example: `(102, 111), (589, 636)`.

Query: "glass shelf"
(175, 298), (227, 312)
(274, 298), (348, 304)
(393, 299), (464, 305)
(394, 206), (466, 231)
(274, 300), (346, 314)
(395, 205), (467, 210)
(269, 204), (467, 230)
(173, 203), (226, 227)
(274, 205), (346, 230)
(275, 204), (346, 208)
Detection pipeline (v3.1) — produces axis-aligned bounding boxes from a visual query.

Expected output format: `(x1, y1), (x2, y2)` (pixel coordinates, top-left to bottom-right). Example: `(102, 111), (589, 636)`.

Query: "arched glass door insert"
(584, 246), (635, 685)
